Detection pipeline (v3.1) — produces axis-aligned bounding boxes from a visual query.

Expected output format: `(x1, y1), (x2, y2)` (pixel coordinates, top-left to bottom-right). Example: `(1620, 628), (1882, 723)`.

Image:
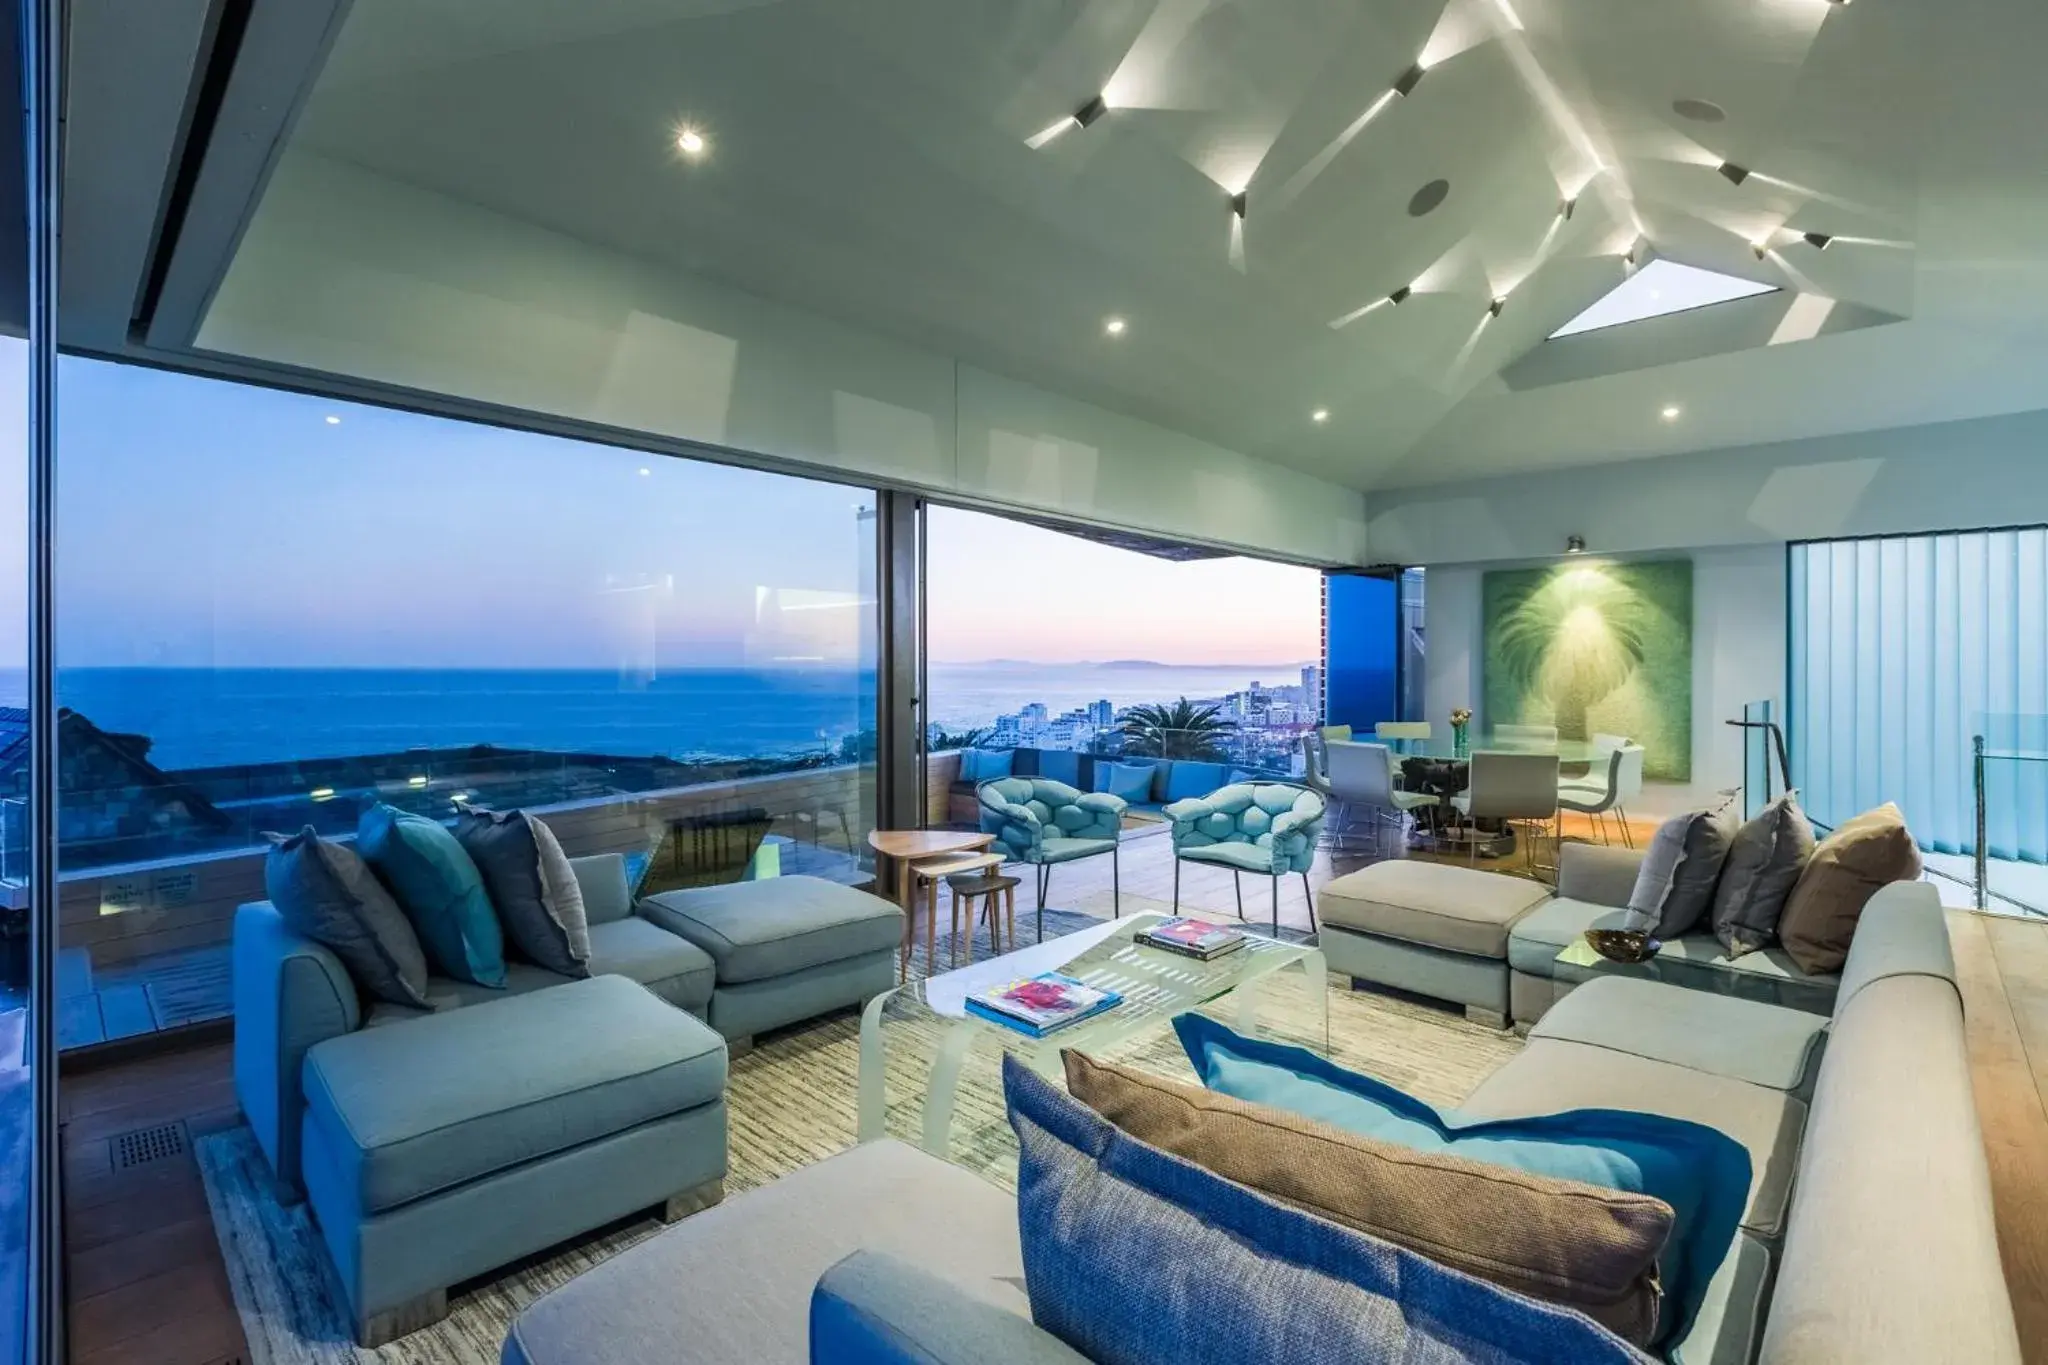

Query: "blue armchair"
(978, 777), (1126, 938)
(1163, 782), (1326, 934)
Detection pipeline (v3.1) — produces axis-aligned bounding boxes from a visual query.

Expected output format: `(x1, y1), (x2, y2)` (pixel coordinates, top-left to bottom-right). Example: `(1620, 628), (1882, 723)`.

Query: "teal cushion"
(961, 749), (1013, 782)
(1174, 1014), (1749, 1349)
(1096, 762), (1155, 803)
(357, 803), (507, 987)
(1164, 762), (1230, 803)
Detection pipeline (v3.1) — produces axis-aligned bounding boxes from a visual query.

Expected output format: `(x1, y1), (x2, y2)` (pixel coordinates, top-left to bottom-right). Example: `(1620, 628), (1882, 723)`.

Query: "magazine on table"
(964, 972), (1122, 1037)
(1135, 917), (1248, 961)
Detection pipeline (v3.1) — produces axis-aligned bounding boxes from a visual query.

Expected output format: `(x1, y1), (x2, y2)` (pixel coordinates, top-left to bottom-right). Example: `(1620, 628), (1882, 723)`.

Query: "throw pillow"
(1063, 1051), (1672, 1344)
(1776, 801), (1923, 975)
(357, 803), (507, 987)
(1623, 796), (1741, 939)
(1004, 1057), (1655, 1365)
(1096, 762), (1155, 804)
(1174, 1014), (1749, 1348)
(1710, 793), (1817, 958)
(455, 809), (591, 977)
(264, 827), (431, 1009)
(961, 748), (1013, 783)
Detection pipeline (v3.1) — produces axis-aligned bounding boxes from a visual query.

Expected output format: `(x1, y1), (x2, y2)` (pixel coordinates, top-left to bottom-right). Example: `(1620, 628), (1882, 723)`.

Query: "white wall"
(198, 151), (1370, 566)
(1422, 544), (1785, 817)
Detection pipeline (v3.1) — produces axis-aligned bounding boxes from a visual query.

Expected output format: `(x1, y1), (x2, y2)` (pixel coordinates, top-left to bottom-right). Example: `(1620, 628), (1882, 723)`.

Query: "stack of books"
(965, 972), (1122, 1038)
(1135, 917), (1248, 961)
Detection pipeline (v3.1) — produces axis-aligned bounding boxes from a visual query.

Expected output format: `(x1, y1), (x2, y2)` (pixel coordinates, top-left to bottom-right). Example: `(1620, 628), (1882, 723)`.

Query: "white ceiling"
(217, 0), (2048, 491)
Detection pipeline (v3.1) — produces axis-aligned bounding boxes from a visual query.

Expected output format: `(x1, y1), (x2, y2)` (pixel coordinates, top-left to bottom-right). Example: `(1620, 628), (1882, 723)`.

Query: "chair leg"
(1004, 884), (1016, 951)
(1618, 807), (1635, 849)
(1233, 871), (1245, 922)
(1112, 845), (1121, 919)
(1173, 856), (1182, 914)
(1301, 872), (1317, 933)
(925, 878), (938, 971)
(1270, 873), (1280, 937)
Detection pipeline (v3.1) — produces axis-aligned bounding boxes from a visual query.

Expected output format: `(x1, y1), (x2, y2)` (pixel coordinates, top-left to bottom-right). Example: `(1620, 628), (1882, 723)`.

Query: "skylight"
(1550, 260), (1779, 339)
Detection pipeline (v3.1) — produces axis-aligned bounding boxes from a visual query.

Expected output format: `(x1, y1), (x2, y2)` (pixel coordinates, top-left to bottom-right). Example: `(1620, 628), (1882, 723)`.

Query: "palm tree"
(927, 725), (990, 751)
(1492, 565), (1655, 740)
(1118, 698), (1238, 761)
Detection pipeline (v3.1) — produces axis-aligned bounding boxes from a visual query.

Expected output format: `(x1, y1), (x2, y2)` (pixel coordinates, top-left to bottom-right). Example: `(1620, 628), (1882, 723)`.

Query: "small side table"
(899, 852), (1004, 978)
(943, 870), (1021, 965)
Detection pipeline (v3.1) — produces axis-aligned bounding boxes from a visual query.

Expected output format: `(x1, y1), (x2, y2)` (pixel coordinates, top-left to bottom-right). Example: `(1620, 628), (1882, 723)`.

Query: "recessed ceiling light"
(1103, 316), (1127, 337)
(1311, 408), (1330, 423)
(1661, 404), (1682, 421)
(1672, 98), (1727, 124)
(638, 467), (652, 476)
(324, 415), (341, 426)
(1718, 161), (1751, 186)
(676, 128), (707, 157)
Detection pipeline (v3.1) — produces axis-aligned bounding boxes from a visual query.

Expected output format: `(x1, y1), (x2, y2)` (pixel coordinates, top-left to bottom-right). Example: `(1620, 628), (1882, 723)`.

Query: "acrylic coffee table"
(856, 911), (1327, 1155)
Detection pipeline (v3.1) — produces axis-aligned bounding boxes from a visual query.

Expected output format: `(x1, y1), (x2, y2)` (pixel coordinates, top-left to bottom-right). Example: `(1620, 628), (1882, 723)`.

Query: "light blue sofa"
(1163, 782), (1326, 933)
(977, 777), (1126, 933)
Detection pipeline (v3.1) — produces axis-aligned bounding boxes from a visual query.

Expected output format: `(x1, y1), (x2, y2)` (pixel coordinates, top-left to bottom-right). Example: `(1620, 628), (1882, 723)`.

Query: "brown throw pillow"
(1776, 802), (1922, 975)
(1062, 1051), (1672, 1345)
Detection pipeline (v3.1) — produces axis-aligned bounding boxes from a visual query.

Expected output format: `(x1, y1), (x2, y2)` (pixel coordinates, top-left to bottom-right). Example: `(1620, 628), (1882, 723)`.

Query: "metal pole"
(1975, 734), (1989, 912)
(25, 0), (64, 1357)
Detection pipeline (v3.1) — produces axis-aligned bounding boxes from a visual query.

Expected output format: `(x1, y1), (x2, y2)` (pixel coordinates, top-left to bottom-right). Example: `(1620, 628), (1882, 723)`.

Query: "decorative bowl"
(1584, 928), (1661, 964)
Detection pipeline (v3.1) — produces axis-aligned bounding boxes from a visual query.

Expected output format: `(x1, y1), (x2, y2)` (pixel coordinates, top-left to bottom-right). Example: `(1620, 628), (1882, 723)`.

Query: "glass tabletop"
(856, 912), (1326, 1153)
(1392, 735), (1609, 763)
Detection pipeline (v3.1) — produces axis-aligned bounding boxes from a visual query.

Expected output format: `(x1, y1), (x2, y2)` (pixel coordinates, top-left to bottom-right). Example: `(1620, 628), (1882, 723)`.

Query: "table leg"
(1234, 973), (1263, 1036)
(925, 877), (938, 973)
(1303, 947), (1330, 1054)
(922, 1022), (976, 1155)
(857, 989), (891, 1142)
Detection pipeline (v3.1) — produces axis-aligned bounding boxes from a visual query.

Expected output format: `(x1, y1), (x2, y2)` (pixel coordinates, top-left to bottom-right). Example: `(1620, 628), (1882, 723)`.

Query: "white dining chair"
(1451, 750), (1561, 877)
(1493, 723), (1560, 750)
(1328, 740), (1439, 855)
(1560, 744), (1645, 847)
(1374, 720), (1433, 757)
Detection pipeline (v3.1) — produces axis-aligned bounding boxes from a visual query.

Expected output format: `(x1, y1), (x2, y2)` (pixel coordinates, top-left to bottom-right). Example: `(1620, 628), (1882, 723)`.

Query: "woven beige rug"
(198, 909), (1521, 1363)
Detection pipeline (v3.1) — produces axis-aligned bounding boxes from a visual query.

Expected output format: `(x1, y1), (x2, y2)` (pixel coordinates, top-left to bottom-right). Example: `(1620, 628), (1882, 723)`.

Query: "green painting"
(1483, 559), (1693, 781)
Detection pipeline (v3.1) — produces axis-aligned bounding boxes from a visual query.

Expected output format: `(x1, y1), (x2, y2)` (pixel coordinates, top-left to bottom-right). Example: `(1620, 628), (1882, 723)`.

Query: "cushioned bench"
(1316, 860), (1553, 1027)
(639, 874), (902, 1043)
(301, 974), (728, 1345)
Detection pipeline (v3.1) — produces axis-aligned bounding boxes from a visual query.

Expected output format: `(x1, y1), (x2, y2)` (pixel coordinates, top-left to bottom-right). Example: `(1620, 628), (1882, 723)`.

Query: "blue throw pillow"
(962, 748), (1013, 783)
(1002, 1056), (1655, 1365)
(1096, 762), (1155, 804)
(1174, 1015), (1748, 1348)
(1163, 761), (1229, 803)
(357, 803), (507, 987)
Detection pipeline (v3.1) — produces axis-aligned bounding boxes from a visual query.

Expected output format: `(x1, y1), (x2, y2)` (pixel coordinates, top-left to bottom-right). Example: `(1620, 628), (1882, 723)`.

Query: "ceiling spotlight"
(1075, 95), (1109, 128)
(1311, 408), (1331, 424)
(1103, 315), (1127, 337)
(1230, 190), (1248, 220)
(1661, 404), (1682, 421)
(1394, 64), (1427, 97)
(1718, 162), (1751, 186)
(1803, 231), (1835, 251)
(1752, 240), (1771, 259)
(324, 414), (341, 426)
(1488, 296), (1507, 318)
(1559, 198), (1577, 221)
(1566, 535), (1587, 554)
(1389, 285), (1412, 307)
(676, 128), (707, 157)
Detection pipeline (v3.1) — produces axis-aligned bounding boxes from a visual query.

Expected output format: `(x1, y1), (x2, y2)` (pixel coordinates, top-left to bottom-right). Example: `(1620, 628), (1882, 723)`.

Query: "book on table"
(1134, 917), (1248, 961)
(964, 972), (1122, 1037)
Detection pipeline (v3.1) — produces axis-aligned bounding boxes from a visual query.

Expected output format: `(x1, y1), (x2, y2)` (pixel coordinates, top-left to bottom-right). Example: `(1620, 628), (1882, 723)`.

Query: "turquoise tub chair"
(977, 777), (1126, 939)
(1164, 782), (1326, 934)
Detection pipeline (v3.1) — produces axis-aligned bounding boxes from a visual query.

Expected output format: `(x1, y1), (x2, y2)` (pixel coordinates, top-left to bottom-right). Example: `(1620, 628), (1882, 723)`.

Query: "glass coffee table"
(857, 912), (1327, 1155)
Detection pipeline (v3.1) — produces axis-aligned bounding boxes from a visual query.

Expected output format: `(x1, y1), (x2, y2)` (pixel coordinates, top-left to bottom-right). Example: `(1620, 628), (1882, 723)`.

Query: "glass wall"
(923, 504), (1322, 821)
(50, 359), (879, 1048)
(1790, 529), (2048, 907)
(0, 338), (28, 1365)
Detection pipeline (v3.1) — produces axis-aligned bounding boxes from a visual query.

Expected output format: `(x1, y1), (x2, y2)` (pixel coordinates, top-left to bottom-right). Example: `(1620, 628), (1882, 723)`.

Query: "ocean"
(0, 662), (1307, 770)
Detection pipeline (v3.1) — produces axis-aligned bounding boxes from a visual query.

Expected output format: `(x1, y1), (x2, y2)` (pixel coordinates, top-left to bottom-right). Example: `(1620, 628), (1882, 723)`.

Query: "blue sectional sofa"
(947, 747), (1242, 823)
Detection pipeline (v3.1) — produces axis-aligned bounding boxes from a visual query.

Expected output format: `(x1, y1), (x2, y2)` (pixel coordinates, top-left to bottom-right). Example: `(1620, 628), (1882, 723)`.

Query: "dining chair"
(1560, 744), (1645, 847)
(1327, 740), (1438, 855)
(1451, 750), (1561, 878)
(1592, 732), (1632, 751)
(1493, 723), (1560, 749)
(1301, 732), (1333, 798)
(1374, 720), (1433, 756)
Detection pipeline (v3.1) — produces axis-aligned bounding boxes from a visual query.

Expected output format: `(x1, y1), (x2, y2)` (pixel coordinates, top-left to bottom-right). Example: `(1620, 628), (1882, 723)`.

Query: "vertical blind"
(1790, 529), (2048, 861)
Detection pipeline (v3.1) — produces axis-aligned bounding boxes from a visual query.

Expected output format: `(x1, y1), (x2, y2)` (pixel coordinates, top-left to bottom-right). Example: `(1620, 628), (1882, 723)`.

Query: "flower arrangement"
(1450, 707), (1473, 759)
(1449, 708), (1473, 728)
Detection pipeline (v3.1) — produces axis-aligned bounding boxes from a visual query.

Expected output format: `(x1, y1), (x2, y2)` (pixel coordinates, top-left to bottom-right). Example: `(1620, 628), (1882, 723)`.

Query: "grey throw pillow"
(1623, 796), (1741, 939)
(455, 809), (591, 977)
(1710, 793), (1817, 958)
(264, 827), (432, 1009)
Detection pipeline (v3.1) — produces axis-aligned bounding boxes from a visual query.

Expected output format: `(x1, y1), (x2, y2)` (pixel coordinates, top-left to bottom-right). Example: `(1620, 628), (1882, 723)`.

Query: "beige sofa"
(504, 880), (2019, 1365)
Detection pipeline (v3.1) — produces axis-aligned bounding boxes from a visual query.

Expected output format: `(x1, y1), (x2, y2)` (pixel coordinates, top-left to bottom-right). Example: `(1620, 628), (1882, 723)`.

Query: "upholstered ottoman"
(1316, 862), (1552, 1028)
(300, 975), (728, 1345)
(639, 875), (902, 1043)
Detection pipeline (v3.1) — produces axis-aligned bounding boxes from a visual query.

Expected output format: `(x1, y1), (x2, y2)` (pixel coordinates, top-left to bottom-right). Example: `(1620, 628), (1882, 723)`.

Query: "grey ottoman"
(639, 875), (903, 1043)
(1317, 861), (1552, 1028)
(300, 975), (729, 1345)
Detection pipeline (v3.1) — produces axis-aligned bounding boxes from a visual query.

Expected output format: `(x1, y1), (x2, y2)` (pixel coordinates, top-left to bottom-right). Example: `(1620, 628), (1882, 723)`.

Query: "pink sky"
(926, 506), (1323, 665)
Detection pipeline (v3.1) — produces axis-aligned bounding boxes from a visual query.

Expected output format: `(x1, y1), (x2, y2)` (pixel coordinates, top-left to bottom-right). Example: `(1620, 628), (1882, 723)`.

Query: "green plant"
(1491, 564), (1654, 740)
(1117, 698), (1238, 761)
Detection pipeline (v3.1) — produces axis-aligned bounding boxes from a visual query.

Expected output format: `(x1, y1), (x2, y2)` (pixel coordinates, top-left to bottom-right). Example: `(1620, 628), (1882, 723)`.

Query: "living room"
(9, 1), (2048, 1364)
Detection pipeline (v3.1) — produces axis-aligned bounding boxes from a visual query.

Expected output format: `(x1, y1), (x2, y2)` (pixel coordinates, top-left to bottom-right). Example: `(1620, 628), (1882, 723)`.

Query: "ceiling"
(67, 0), (2048, 493)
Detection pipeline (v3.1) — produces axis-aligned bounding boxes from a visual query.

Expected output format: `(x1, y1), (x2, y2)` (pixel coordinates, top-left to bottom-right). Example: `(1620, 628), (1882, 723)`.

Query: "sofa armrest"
(1074, 792), (1126, 819)
(1556, 843), (1647, 908)
(810, 1251), (1090, 1365)
(233, 902), (362, 1197)
(1161, 796), (1210, 824)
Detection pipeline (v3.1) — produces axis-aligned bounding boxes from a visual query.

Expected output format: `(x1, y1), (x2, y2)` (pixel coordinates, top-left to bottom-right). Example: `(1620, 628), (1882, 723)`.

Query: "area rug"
(199, 911), (1522, 1364)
